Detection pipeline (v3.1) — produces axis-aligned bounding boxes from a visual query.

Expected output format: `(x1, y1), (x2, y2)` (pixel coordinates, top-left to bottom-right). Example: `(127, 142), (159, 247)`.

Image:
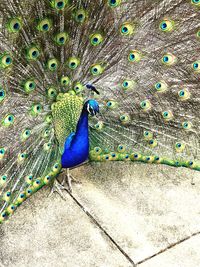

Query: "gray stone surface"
(71, 162), (200, 264)
(0, 186), (132, 267)
(0, 162), (200, 267)
(139, 235), (200, 267)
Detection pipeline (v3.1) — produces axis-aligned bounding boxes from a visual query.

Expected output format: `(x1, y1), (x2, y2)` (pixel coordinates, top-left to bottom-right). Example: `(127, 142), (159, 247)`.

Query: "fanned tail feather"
(0, 0), (200, 223)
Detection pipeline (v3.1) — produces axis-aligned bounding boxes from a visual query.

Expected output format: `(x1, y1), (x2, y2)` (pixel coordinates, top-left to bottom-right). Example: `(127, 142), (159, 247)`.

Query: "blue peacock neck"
(74, 109), (89, 140)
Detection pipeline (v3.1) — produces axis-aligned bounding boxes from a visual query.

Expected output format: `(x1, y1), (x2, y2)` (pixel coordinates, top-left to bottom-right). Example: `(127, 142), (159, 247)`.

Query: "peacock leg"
(49, 179), (68, 200)
(66, 168), (82, 193)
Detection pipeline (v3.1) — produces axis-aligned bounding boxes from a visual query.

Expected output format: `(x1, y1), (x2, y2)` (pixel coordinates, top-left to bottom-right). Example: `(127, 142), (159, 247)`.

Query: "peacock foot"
(49, 169), (82, 198)
(49, 179), (69, 200)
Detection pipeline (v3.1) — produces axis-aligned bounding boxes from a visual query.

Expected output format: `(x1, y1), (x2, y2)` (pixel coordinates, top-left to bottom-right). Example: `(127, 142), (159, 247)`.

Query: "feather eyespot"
(108, 0), (121, 8)
(159, 19), (174, 32)
(66, 57), (80, 70)
(128, 50), (142, 63)
(90, 33), (104, 46)
(0, 53), (13, 69)
(7, 18), (22, 33)
(161, 53), (176, 66)
(47, 58), (59, 71)
(120, 23), (134, 36)
(192, 60), (200, 72)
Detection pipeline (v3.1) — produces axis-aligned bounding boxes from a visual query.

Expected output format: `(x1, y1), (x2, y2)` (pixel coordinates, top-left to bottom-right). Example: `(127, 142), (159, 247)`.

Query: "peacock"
(0, 0), (200, 223)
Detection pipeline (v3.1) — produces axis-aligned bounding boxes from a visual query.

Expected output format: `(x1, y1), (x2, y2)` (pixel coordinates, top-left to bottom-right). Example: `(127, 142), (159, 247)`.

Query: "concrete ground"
(0, 162), (200, 267)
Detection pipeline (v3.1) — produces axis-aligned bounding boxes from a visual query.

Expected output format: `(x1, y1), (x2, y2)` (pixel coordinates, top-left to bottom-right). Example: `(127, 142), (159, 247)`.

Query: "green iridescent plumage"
(52, 93), (83, 153)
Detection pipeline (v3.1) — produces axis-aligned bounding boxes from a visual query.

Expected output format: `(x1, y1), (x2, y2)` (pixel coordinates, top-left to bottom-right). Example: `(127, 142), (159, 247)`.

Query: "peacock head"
(84, 99), (99, 116)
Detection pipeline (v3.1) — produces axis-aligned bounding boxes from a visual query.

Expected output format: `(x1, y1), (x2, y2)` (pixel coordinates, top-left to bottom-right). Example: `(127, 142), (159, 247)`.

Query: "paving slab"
(138, 235), (200, 267)
(0, 186), (133, 267)
(70, 162), (200, 264)
(0, 162), (199, 267)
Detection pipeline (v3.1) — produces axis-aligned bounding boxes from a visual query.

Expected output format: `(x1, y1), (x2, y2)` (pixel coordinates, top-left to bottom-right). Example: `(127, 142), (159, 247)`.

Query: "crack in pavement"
(136, 231), (200, 265)
(66, 190), (136, 267)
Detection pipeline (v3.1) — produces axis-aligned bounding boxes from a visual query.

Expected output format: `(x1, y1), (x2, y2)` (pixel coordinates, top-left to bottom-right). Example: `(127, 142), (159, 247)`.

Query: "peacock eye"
(45, 114), (53, 124)
(155, 80), (168, 92)
(0, 53), (13, 69)
(21, 129), (31, 141)
(18, 152), (27, 162)
(54, 32), (69, 46)
(117, 144), (125, 153)
(73, 82), (83, 94)
(37, 18), (52, 32)
(31, 103), (43, 116)
(60, 76), (70, 87)
(73, 9), (87, 23)
(2, 114), (15, 127)
(178, 89), (190, 101)
(128, 50), (142, 63)
(7, 17), (22, 33)
(44, 175), (52, 184)
(43, 142), (52, 151)
(26, 45), (40, 61)
(108, 0), (121, 8)
(47, 58), (59, 71)
(182, 121), (192, 130)
(94, 121), (104, 131)
(89, 33), (104, 46)
(148, 139), (157, 148)
(23, 79), (36, 93)
(1, 212), (6, 218)
(90, 64), (104, 76)
(120, 22), (134, 36)
(20, 193), (25, 198)
(27, 189), (32, 195)
(161, 53), (176, 66)
(122, 80), (135, 90)
(175, 142), (185, 152)
(120, 114), (130, 124)
(66, 57), (80, 70)
(106, 100), (118, 109)
(0, 148), (5, 158)
(50, 0), (68, 10)
(0, 175), (7, 187)
(159, 19), (174, 32)
(140, 100), (151, 111)
(8, 204), (15, 212)
(0, 87), (6, 102)
(47, 87), (57, 99)
(191, 0), (200, 6)
(192, 60), (200, 72)
(162, 110), (173, 121)
(143, 131), (153, 140)
(93, 147), (102, 155)
(2, 191), (10, 202)
(53, 162), (61, 173)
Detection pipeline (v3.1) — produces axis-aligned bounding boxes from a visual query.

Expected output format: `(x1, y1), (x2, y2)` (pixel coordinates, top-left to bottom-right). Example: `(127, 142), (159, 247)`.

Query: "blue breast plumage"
(61, 99), (99, 168)
(61, 110), (89, 168)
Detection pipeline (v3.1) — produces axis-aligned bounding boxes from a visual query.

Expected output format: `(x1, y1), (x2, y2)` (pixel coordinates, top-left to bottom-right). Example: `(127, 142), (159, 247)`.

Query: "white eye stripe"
(87, 104), (94, 114)
(87, 104), (90, 113)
